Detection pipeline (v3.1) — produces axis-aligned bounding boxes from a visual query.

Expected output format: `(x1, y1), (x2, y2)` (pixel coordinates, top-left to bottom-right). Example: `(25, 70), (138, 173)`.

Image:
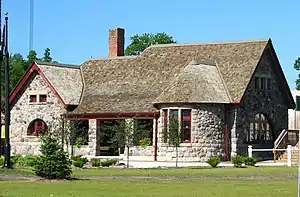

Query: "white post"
(287, 145), (292, 167)
(248, 145), (253, 158)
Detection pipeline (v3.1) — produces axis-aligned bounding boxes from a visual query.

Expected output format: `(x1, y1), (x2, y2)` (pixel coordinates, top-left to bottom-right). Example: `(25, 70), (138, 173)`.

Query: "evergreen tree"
(34, 134), (72, 179)
(43, 48), (52, 62)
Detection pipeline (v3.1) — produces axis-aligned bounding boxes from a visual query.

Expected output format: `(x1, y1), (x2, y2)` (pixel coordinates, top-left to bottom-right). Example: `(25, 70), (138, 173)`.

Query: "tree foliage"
(34, 134), (72, 179)
(125, 32), (176, 55)
(0, 48), (56, 106)
(294, 57), (300, 90)
(43, 48), (52, 62)
(167, 115), (180, 167)
(106, 119), (146, 168)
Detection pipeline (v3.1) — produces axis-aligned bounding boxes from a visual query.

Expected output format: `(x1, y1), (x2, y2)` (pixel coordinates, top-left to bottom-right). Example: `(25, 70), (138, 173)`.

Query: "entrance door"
(99, 120), (124, 156)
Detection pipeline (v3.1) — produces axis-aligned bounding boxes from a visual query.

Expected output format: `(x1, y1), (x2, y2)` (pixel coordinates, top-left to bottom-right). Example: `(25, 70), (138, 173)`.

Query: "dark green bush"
(207, 156), (221, 168)
(33, 135), (72, 179)
(101, 159), (118, 167)
(243, 156), (256, 166)
(73, 160), (86, 168)
(0, 156), (4, 166)
(11, 154), (22, 165)
(23, 155), (40, 167)
(71, 155), (88, 168)
(91, 158), (101, 167)
(71, 155), (82, 162)
(232, 156), (245, 168)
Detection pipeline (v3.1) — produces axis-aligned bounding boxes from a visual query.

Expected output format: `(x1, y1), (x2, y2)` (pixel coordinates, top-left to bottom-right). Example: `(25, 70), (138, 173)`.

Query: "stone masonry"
(230, 48), (289, 157)
(10, 73), (65, 155)
(128, 105), (225, 162)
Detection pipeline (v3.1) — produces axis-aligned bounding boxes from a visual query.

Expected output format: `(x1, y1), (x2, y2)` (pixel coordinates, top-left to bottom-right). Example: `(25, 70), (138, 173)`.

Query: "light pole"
(0, 0), (3, 157)
(3, 12), (10, 168)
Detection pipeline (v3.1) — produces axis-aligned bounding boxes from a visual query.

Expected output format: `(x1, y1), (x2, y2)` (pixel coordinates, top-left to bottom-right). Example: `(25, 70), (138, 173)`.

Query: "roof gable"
(73, 39), (269, 114)
(9, 61), (82, 107)
(36, 62), (82, 105)
(258, 41), (294, 108)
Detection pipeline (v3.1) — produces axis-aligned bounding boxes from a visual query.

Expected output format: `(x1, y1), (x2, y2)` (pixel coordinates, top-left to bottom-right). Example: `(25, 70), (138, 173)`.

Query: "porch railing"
(273, 129), (299, 161)
(248, 145), (297, 167)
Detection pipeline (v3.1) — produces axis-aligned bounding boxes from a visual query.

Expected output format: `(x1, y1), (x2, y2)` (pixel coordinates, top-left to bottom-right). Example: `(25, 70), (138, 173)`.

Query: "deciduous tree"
(294, 57), (300, 90)
(125, 32), (176, 55)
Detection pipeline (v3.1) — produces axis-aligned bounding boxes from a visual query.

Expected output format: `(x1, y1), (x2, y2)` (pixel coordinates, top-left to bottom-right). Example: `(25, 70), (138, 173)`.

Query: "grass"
(0, 167), (297, 196)
(0, 168), (34, 177)
(72, 166), (297, 179)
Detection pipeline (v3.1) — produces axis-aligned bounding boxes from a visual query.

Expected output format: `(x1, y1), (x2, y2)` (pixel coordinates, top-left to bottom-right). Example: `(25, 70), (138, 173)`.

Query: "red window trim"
(30, 95), (37, 102)
(28, 120), (47, 136)
(163, 110), (168, 143)
(162, 109), (192, 143)
(181, 109), (191, 143)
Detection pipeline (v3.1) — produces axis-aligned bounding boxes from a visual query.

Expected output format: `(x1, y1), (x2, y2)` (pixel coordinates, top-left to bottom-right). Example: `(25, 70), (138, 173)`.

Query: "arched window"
(27, 119), (48, 136)
(247, 113), (273, 143)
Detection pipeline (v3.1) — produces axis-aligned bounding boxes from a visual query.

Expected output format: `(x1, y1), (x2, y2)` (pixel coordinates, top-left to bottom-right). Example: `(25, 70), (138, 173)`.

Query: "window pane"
(30, 95), (37, 102)
(170, 110), (178, 118)
(183, 129), (190, 142)
(40, 95), (47, 102)
(182, 110), (191, 117)
(260, 78), (265, 89)
(255, 77), (259, 89)
(183, 121), (190, 129)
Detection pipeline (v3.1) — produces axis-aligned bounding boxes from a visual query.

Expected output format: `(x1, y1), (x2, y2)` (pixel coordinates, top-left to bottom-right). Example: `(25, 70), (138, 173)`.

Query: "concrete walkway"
(117, 159), (288, 168)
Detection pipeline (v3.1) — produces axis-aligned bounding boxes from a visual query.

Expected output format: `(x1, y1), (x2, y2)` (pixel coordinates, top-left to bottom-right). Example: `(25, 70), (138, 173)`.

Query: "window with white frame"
(163, 108), (192, 143)
(29, 94), (47, 103)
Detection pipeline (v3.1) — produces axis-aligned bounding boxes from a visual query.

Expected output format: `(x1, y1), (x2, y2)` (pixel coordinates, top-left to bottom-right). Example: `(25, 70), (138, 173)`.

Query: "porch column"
(88, 119), (97, 157)
(230, 109), (238, 157)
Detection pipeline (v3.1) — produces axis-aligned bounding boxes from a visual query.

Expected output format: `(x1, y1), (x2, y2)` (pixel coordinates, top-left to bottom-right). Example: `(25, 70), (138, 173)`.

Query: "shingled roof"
(35, 61), (83, 105)
(72, 39), (271, 114)
(154, 60), (231, 104)
(9, 61), (83, 107)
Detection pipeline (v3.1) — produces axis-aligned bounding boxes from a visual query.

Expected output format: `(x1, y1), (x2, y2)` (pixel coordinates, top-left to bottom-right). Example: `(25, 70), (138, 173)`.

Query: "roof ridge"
(35, 61), (79, 69)
(214, 61), (232, 102)
(88, 56), (137, 61)
(147, 38), (270, 49)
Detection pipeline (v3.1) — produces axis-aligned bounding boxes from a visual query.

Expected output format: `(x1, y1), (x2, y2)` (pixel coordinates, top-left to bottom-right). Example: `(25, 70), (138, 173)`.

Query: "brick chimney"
(108, 28), (125, 57)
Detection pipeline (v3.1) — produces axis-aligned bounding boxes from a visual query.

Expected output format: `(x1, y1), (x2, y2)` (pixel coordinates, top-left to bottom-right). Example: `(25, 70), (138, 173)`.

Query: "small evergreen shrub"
(71, 155), (88, 168)
(207, 156), (221, 168)
(232, 156), (245, 168)
(101, 159), (118, 167)
(73, 160), (86, 168)
(243, 156), (256, 166)
(91, 158), (101, 167)
(34, 135), (72, 179)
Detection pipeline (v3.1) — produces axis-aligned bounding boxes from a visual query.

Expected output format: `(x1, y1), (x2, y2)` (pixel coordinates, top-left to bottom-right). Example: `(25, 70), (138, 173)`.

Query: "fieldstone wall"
(230, 48), (289, 157)
(87, 119), (97, 156)
(10, 73), (66, 155)
(157, 105), (225, 162)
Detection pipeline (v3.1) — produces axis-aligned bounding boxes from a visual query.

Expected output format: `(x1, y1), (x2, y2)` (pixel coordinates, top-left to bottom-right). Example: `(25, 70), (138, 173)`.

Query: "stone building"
(8, 28), (295, 161)
(9, 61), (83, 155)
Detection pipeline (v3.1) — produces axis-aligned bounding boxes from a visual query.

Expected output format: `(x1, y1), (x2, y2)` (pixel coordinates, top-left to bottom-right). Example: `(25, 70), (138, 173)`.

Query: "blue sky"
(3, 0), (300, 89)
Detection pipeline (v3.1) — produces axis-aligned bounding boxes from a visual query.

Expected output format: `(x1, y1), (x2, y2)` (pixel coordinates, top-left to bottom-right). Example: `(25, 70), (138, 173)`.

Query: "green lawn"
(0, 167), (298, 197)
